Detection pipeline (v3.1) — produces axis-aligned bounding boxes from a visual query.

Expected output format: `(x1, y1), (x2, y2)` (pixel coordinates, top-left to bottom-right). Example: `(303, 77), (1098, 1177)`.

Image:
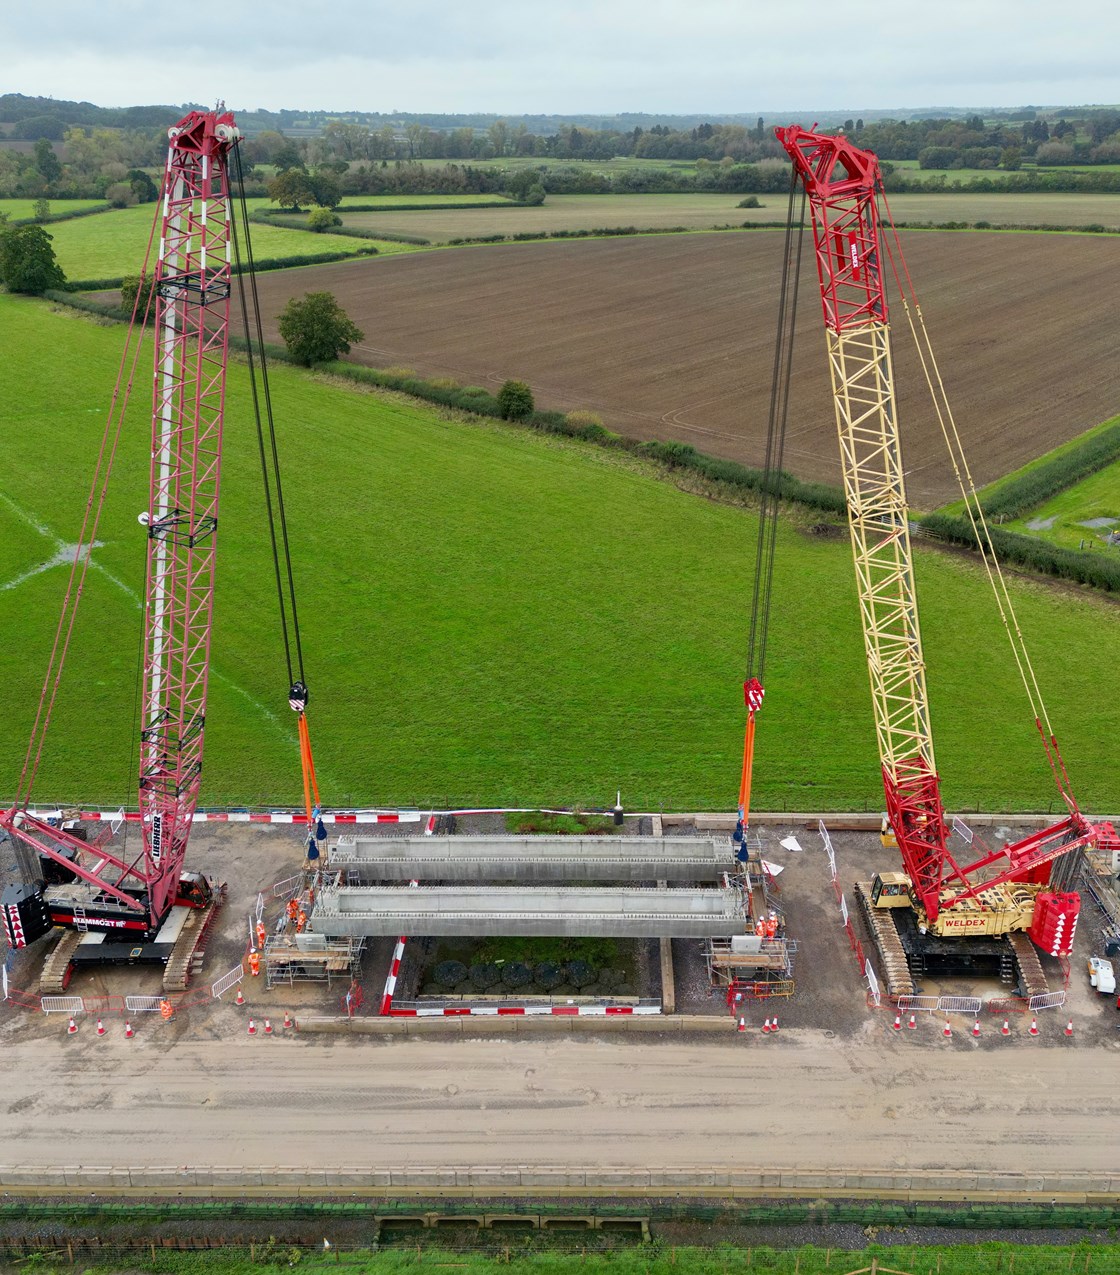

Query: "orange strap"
(738, 709), (757, 822)
(297, 713), (322, 829)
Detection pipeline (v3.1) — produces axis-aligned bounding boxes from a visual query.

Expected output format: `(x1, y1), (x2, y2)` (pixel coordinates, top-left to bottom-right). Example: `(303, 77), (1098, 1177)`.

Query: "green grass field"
(40, 204), (403, 281)
(0, 198), (106, 221)
(0, 294), (1116, 813)
(1003, 462), (1120, 549)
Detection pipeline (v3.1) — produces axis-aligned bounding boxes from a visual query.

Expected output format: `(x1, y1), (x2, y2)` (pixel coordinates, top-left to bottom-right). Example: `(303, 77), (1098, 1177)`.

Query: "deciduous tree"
(0, 224), (65, 293)
(277, 291), (364, 366)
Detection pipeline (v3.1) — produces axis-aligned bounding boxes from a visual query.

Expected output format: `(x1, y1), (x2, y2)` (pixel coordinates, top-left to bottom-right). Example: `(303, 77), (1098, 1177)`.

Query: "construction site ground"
(3, 815), (1120, 1185)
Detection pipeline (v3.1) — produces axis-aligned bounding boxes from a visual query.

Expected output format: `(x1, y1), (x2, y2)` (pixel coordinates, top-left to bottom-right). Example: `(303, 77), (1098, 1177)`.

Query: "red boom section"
(139, 110), (239, 922)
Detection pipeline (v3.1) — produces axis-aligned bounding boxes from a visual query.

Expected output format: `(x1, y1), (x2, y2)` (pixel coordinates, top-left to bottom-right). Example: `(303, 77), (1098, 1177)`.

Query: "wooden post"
(794, 1254), (800, 1275)
(251, 1243), (255, 1263)
(826, 1250), (831, 1268)
(67, 1241), (73, 1264)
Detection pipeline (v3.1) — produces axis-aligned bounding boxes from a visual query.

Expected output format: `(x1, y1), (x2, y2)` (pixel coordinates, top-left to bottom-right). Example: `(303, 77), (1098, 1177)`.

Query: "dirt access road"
(4, 1028), (1119, 1175)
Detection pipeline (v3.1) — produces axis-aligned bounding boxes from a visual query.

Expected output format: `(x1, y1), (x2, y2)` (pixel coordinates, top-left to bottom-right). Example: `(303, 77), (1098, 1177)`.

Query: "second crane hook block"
(288, 681), (309, 712)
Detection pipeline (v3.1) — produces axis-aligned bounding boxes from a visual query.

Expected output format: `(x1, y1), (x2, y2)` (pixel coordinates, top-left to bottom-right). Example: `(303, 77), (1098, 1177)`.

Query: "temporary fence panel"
(840, 893), (849, 926)
(110, 807), (126, 836)
(271, 874), (303, 900)
(818, 821), (837, 878)
(41, 995), (84, 1015)
(255, 892), (265, 922)
(865, 963), (881, 1007)
(210, 965), (244, 1000)
(938, 995), (982, 1016)
(987, 995), (1030, 1015)
(898, 994), (940, 1013)
(1, 961), (6, 1003)
(951, 815), (975, 845)
(124, 995), (165, 1013)
(1029, 990), (1066, 1011)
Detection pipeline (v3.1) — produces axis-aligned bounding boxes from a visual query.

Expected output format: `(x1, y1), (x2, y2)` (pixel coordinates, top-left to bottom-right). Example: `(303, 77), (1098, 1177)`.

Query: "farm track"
(246, 232), (1120, 509)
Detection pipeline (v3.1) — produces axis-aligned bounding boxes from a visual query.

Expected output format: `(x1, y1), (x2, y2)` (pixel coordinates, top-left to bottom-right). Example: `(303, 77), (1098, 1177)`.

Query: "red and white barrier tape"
(379, 938), (407, 1016)
(30, 809), (421, 825)
(390, 1004), (659, 1018)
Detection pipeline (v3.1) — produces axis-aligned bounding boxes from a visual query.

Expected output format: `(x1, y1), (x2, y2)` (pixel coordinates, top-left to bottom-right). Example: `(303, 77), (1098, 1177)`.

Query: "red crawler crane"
(1, 111), (241, 989)
(772, 125), (1118, 988)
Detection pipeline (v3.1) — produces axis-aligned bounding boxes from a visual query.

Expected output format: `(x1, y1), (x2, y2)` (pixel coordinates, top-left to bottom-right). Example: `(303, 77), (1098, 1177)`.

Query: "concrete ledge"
(2, 1164), (1119, 1200)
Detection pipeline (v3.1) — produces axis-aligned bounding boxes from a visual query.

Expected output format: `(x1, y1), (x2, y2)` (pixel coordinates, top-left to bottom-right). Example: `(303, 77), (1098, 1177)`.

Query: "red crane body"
(775, 124), (1118, 935)
(1, 111), (239, 948)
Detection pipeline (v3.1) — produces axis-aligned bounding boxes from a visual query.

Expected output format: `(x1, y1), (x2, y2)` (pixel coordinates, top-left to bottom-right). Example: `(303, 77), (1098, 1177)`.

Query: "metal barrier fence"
(40, 996), (83, 1015)
(124, 996), (164, 1014)
(210, 964), (244, 1000)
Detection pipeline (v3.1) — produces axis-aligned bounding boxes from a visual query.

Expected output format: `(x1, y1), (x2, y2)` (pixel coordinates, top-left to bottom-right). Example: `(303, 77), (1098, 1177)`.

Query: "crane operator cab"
(871, 871), (913, 908)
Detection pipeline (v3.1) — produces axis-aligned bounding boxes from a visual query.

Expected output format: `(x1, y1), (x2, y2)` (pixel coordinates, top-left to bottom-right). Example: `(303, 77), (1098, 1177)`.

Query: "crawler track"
(1009, 931), (1049, 999)
(38, 930), (82, 995)
(163, 886), (225, 993)
(855, 882), (914, 998)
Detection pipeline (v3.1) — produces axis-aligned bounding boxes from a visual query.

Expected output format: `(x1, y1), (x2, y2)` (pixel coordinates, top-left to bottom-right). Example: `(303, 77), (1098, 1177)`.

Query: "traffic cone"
(96, 1018), (106, 1037)
(125, 1021), (134, 1039)
(972, 1020), (981, 1038)
(67, 1016), (78, 1035)
(235, 985), (245, 1006)
(247, 1018), (256, 1036)
(263, 1018), (273, 1036)
(892, 1013), (902, 1031)
(1064, 1019), (1073, 1037)
(737, 1016), (746, 1033)
(1001, 1019), (1011, 1036)
(283, 1010), (292, 1029)
(761, 1017), (771, 1034)
(770, 1015), (778, 1033)
(1029, 1017), (1039, 1037)
(907, 1014), (917, 1030)
(942, 1020), (952, 1038)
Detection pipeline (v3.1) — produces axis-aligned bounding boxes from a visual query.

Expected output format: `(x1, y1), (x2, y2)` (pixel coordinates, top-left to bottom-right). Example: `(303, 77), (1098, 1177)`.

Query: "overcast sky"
(4, 0), (1119, 117)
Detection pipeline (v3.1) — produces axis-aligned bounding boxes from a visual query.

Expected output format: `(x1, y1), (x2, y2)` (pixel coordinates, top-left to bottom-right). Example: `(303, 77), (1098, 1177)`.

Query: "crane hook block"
(744, 678), (765, 713)
(288, 681), (309, 713)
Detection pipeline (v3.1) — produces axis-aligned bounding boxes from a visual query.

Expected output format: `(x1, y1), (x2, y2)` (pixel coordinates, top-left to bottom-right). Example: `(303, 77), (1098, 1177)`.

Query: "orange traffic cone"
(972, 1020), (981, 1038)
(125, 1021), (134, 1039)
(907, 1014), (917, 1030)
(1001, 1019), (1011, 1036)
(283, 1010), (292, 1029)
(1064, 1019), (1073, 1037)
(247, 1018), (256, 1036)
(1029, 1017), (1039, 1036)
(770, 1015), (778, 1033)
(67, 1016), (78, 1035)
(761, 1017), (771, 1034)
(96, 1018), (106, 1037)
(737, 1016), (746, 1033)
(235, 985), (245, 1006)
(263, 1018), (273, 1036)
(892, 1013), (902, 1031)
(942, 1020), (952, 1038)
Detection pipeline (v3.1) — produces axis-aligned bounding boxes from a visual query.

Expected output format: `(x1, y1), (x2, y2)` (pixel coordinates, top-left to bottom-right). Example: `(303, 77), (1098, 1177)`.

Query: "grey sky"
(4, 0), (1119, 116)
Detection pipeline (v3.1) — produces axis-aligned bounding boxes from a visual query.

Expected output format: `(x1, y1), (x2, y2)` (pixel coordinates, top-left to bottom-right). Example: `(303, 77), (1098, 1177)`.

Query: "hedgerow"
(62, 248), (380, 292)
(980, 417), (1120, 518)
(252, 209), (430, 245)
(921, 511), (1120, 592)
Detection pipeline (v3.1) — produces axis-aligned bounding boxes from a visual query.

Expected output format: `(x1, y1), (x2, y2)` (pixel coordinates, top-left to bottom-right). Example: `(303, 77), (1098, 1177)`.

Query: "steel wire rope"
(14, 204), (162, 809)
(875, 185), (1076, 808)
(229, 142), (306, 693)
(745, 171), (807, 687)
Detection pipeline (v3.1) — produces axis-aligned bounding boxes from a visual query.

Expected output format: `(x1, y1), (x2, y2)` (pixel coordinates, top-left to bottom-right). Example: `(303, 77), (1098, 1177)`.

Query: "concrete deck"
(328, 835), (735, 882)
(309, 884), (745, 937)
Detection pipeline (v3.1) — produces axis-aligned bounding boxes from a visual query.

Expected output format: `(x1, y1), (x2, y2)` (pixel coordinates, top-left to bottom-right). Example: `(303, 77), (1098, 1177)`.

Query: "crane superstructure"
(1, 110), (241, 985)
(774, 125), (1117, 965)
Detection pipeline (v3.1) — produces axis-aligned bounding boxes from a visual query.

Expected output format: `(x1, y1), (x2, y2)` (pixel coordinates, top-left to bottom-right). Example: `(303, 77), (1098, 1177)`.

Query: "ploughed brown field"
(249, 231), (1120, 507)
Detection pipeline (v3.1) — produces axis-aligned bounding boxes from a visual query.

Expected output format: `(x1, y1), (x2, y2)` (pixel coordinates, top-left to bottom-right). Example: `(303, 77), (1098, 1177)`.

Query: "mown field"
(0, 295), (1116, 813)
(248, 230), (1120, 509)
(1006, 462), (1120, 548)
(0, 197), (105, 220)
(323, 191), (1120, 243)
(39, 203), (403, 281)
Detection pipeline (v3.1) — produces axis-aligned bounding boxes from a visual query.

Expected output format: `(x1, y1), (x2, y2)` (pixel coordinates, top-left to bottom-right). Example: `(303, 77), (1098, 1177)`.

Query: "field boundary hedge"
(920, 511), (1120, 592)
(251, 209), (431, 245)
(60, 247), (381, 293)
(7, 202), (112, 227)
(978, 415), (1120, 519)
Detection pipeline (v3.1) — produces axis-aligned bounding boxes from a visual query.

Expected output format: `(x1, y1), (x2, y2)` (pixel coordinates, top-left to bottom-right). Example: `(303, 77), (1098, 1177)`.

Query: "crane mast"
(140, 109), (239, 921)
(1, 111), (239, 957)
(774, 125), (958, 915)
(775, 125), (1117, 942)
